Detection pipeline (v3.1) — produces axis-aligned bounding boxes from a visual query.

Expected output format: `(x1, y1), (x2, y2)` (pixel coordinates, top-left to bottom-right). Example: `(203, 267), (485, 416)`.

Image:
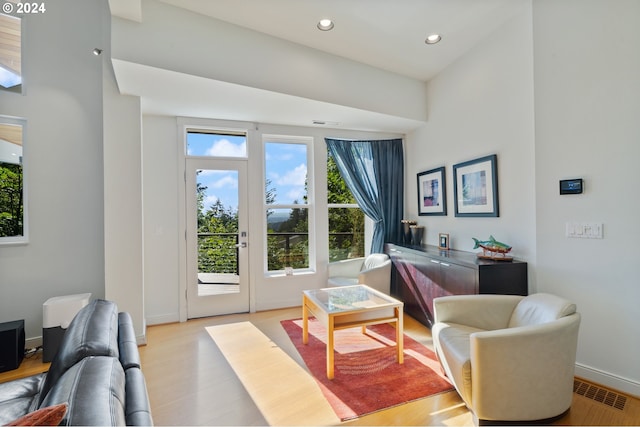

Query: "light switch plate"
(566, 222), (603, 239)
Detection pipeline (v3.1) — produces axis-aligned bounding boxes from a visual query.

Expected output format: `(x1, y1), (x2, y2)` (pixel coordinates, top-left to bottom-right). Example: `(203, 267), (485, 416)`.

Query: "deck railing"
(197, 231), (364, 273)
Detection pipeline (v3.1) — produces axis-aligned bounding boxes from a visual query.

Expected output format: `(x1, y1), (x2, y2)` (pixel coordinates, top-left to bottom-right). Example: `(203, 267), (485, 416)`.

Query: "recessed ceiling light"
(317, 18), (334, 31)
(425, 34), (442, 45)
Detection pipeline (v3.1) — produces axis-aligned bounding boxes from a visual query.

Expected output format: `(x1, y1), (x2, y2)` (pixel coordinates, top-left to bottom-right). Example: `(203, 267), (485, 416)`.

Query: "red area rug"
(281, 318), (453, 421)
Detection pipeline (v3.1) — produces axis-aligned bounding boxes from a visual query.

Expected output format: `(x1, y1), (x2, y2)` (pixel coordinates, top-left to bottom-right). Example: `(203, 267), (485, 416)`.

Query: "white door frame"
(184, 158), (249, 318)
(177, 118), (255, 322)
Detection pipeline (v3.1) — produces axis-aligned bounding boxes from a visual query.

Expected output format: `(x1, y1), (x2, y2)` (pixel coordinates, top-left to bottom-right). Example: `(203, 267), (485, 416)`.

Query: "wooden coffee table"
(302, 284), (404, 379)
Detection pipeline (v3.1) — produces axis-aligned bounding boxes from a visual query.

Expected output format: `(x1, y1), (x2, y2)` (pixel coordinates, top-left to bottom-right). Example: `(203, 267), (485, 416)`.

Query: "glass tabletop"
(304, 285), (401, 314)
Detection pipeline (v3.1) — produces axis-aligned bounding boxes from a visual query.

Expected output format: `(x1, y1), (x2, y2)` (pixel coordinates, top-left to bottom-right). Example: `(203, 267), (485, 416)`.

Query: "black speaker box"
(0, 320), (25, 373)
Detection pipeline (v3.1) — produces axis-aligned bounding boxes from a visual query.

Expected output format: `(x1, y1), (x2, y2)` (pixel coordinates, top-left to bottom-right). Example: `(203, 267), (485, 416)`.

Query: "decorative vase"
(410, 225), (424, 246)
(401, 220), (417, 245)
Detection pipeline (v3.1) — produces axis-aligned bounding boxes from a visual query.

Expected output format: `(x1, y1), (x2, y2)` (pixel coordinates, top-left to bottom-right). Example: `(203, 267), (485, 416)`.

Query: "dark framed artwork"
(417, 166), (447, 216)
(453, 154), (499, 217)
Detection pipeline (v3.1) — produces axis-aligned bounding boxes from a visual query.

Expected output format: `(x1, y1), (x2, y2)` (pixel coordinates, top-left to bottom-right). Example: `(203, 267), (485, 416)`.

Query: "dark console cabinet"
(385, 243), (528, 327)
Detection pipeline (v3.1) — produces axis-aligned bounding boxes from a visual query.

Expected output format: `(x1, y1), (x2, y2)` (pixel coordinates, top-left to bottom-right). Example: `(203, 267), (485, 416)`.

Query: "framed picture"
(453, 154), (499, 217)
(439, 233), (449, 250)
(417, 166), (447, 216)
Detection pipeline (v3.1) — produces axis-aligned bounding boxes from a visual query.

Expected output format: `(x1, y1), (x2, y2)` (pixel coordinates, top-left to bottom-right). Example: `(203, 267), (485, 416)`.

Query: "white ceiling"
(156, 0), (521, 82)
(110, 0), (523, 132)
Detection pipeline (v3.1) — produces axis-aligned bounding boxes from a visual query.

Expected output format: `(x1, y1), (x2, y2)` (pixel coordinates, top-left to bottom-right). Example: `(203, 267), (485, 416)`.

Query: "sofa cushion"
(362, 253), (388, 270)
(38, 300), (119, 405)
(432, 322), (485, 405)
(125, 368), (154, 426)
(40, 356), (126, 426)
(118, 312), (141, 370)
(0, 374), (46, 425)
(508, 293), (577, 328)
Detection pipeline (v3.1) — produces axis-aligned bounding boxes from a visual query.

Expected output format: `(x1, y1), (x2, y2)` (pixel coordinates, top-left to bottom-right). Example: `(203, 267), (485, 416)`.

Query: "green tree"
(327, 155), (355, 205)
(196, 176), (239, 274)
(327, 154), (364, 260)
(0, 162), (23, 237)
(265, 178), (276, 206)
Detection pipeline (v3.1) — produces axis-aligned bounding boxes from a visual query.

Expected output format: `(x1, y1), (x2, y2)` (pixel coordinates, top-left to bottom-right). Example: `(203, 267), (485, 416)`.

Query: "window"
(327, 153), (365, 261)
(186, 129), (247, 158)
(264, 137), (313, 273)
(0, 13), (22, 93)
(0, 117), (26, 244)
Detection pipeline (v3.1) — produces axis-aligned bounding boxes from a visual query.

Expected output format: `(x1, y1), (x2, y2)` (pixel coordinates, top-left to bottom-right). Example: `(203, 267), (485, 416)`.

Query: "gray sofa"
(0, 299), (153, 425)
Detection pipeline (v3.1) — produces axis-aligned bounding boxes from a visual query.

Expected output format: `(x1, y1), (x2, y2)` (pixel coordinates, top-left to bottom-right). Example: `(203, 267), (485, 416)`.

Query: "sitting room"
(0, 0), (638, 425)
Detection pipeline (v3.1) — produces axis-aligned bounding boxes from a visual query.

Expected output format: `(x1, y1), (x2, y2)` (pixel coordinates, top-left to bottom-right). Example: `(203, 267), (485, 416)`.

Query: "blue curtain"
(325, 138), (404, 253)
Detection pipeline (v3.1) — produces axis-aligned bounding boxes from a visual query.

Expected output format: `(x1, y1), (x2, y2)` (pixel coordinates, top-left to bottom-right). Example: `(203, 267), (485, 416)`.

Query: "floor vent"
(574, 379), (627, 411)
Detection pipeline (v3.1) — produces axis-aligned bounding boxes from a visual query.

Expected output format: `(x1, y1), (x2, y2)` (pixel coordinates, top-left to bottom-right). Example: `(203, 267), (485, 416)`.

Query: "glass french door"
(185, 158), (249, 318)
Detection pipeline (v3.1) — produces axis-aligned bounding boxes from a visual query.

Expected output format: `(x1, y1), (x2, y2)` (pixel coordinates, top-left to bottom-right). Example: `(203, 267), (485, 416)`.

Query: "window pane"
(0, 121), (23, 239)
(329, 207), (364, 261)
(265, 142), (307, 204)
(267, 208), (309, 271)
(0, 14), (21, 93)
(187, 131), (247, 157)
(327, 152), (363, 261)
(196, 169), (239, 287)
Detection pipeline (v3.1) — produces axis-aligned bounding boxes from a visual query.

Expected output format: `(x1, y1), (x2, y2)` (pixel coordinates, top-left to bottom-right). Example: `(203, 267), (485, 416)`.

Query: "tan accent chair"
(327, 253), (392, 294)
(432, 293), (581, 424)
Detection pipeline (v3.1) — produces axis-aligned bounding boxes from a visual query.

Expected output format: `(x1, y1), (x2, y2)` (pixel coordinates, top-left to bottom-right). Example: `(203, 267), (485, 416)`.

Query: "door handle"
(235, 242), (247, 248)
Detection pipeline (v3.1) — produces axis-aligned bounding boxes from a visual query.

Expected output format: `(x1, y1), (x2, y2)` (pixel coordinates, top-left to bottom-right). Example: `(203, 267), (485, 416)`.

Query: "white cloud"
(204, 194), (219, 207)
(198, 169), (225, 177)
(205, 139), (246, 157)
(210, 175), (238, 189)
(286, 188), (306, 202)
(276, 163), (307, 186)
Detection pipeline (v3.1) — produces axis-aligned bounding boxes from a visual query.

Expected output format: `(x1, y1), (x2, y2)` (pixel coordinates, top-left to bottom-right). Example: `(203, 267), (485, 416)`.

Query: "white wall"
(405, 0), (640, 397)
(405, 3), (536, 266)
(0, 0), (106, 341)
(532, 0), (640, 396)
(141, 115), (179, 325)
(103, 68), (146, 340)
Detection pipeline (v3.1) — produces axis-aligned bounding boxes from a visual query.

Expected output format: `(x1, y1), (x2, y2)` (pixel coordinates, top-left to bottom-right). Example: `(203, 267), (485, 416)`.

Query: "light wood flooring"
(138, 307), (640, 426)
(3, 307), (639, 425)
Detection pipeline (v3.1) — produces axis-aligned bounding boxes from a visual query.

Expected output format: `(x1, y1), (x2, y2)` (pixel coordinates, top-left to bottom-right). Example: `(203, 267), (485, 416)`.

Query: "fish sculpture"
(472, 236), (513, 260)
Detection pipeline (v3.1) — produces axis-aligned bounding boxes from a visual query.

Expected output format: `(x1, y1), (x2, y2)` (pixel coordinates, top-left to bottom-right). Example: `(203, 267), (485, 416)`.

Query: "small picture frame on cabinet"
(439, 233), (450, 250)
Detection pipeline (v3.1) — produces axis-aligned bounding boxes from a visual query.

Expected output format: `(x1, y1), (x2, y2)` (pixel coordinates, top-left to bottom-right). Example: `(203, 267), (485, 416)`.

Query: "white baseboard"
(256, 299), (301, 312)
(136, 333), (147, 346)
(145, 312), (180, 326)
(25, 336), (42, 350)
(575, 363), (640, 398)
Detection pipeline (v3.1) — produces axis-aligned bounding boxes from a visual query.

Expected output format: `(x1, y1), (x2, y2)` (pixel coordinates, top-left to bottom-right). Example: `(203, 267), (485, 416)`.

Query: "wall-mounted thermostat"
(560, 178), (583, 195)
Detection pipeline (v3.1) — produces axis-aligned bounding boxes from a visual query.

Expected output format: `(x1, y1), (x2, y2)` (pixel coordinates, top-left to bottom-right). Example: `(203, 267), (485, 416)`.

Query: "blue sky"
(265, 142), (308, 205)
(187, 133), (307, 213)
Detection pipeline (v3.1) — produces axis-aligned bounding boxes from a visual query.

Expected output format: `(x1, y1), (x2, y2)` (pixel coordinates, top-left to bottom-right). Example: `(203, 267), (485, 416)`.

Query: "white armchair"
(432, 293), (581, 423)
(327, 253), (391, 294)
